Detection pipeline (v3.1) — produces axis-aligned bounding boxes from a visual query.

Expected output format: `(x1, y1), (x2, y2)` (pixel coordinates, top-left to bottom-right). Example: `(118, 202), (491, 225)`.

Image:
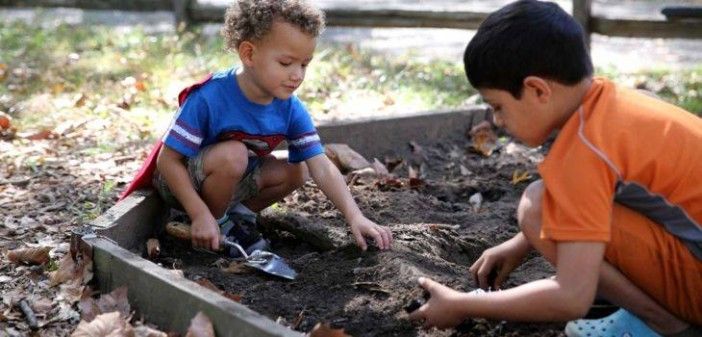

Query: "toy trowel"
(165, 222), (297, 280)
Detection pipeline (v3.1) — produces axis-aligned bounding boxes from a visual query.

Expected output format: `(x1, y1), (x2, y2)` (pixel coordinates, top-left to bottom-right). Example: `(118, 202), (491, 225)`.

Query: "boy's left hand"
(408, 277), (467, 329)
(349, 215), (393, 250)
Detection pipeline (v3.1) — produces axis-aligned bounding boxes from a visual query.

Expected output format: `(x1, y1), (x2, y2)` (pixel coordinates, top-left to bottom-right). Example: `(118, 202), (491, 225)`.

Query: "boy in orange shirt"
(408, 1), (701, 336)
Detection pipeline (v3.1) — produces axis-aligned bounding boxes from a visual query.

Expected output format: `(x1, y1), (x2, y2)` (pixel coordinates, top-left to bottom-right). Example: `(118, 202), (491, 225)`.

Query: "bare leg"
(200, 140), (250, 218)
(518, 180), (689, 335)
(243, 155), (307, 212)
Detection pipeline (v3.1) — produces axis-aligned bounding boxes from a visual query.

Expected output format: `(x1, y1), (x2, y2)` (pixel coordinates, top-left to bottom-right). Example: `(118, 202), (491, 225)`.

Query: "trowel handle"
(165, 222), (195, 241)
(164, 222), (247, 257)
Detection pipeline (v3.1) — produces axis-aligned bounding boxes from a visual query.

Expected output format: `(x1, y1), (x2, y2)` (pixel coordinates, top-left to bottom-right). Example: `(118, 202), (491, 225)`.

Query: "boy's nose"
(290, 66), (304, 81)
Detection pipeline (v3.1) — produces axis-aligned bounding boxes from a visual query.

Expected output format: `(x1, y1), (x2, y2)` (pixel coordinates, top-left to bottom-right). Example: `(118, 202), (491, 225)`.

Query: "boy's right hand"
(469, 233), (530, 290)
(190, 213), (221, 251)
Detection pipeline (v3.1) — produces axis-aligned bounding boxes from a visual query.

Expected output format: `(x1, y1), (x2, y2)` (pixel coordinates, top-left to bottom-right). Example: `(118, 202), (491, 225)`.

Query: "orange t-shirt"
(538, 77), (702, 257)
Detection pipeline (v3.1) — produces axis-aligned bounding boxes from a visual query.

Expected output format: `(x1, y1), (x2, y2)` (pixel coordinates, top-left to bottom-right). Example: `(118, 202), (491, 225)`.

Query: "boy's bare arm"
(411, 241), (605, 327)
(156, 146), (220, 251)
(305, 154), (392, 250)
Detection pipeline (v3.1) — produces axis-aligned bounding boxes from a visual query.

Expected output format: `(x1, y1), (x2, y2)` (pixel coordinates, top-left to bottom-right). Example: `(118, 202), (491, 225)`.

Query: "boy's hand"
(349, 215), (393, 251)
(469, 233), (529, 290)
(408, 277), (467, 329)
(190, 213), (221, 251)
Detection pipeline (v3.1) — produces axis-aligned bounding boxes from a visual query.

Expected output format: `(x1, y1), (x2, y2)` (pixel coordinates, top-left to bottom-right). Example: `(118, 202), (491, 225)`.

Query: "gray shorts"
(153, 145), (261, 212)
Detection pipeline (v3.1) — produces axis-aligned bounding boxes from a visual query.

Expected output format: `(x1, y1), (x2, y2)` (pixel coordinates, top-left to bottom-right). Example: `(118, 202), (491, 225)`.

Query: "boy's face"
(245, 20), (316, 102)
(479, 86), (554, 147)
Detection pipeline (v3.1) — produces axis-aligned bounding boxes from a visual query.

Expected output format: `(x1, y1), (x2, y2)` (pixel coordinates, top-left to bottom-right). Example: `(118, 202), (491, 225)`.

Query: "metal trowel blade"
(245, 250), (297, 280)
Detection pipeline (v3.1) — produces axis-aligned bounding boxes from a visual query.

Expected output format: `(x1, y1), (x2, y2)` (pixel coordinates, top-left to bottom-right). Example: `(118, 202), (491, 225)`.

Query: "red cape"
(119, 74), (213, 200)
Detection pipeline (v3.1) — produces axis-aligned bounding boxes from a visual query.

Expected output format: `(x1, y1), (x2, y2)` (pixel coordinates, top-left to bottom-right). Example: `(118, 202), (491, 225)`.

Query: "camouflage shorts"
(153, 145), (261, 212)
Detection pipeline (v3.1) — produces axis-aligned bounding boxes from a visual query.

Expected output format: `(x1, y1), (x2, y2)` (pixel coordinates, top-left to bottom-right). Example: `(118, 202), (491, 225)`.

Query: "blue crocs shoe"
(219, 215), (269, 258)
(565, 308), (662, 337)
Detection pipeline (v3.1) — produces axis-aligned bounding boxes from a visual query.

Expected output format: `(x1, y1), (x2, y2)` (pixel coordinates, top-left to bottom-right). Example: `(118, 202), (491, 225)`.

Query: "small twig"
(17, 299), (39, 330)
(0, 176), (33, 186)
(352, 282), (391, 295)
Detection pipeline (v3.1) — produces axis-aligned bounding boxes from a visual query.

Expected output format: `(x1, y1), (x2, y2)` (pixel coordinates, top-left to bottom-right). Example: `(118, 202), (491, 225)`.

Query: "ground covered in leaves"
(157, 130), (565, 337)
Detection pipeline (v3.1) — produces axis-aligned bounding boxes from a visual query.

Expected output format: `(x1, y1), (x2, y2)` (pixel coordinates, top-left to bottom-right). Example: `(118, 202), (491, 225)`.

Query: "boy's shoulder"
(185, 69), (235, 98)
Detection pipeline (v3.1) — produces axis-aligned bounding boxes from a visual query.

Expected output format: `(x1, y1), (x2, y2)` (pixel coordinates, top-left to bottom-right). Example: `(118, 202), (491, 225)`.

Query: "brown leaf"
(7, 246), (51, 265)
(511, 169), (531, 185)
(185, 312), (214, 337)
(0, 111), (11, 129)
(134, 81), (147, 92)
(325, 144), (370, 173)
(23, 129), (57, 140)
(79, 297), (101, 323)
(383, 156), (403, 173)
(195, 278), (241, 302)
(469, 121), (498, 157)
(71, 311), (134, 337)
(370, 158), (389, 177)
(52, 83), (65, 95)
(74, 93), (88, 107)
(96, 286), (131, 319)
(308, 322), (351, 337)
(146, 239), (160, 260)
(194, 279), (221, 293)
(50, 253), (94, 286)
(133, 324), (167, 337)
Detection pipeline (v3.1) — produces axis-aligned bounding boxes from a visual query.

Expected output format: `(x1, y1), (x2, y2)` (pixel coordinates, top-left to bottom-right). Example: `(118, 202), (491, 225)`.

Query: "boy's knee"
(206, 141), (249, 178)
(518, 180), (544, 234)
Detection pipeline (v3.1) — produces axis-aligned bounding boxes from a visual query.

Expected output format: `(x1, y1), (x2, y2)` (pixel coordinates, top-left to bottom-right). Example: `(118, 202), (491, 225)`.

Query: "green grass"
(0, 19), (699, 141)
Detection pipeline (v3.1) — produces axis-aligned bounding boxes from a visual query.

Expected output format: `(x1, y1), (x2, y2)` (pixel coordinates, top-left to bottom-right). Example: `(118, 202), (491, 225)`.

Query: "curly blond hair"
(222, 0), (325, 52)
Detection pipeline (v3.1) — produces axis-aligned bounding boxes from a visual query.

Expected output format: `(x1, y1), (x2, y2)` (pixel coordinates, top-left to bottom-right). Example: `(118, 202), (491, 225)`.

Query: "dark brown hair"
(222, 0), (325, 52)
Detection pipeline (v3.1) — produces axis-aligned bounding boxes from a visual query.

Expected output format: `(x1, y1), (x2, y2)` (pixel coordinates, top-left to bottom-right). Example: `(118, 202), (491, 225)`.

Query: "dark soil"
(157, 137), (566, 337)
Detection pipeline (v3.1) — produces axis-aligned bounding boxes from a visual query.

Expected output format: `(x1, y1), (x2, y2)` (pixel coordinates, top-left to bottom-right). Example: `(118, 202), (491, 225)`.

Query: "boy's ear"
(238, 41), (256, 66)
(523, 76), (551, 103)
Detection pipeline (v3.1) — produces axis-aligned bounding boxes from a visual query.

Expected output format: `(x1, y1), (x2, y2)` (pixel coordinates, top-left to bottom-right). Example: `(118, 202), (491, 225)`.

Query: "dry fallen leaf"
(71, 311), (133, 337)
(133, 324), (168, 337)
(96, 286), (131, 319)
(146, 239), (160, 260)
(469, 120), (498, 157)
(185, 312), (215, 337)
(370, 158), (389, 176)
(0, 111), (11, 129)
(308, 322), (351, 337)
(50, 252), (94, 287)
(7, 246), (51, 265)
(325, 144), (370, 173)
(195, 278), (242, 302)
(511, 169), (531, 185)
(78, 296), (101, 323)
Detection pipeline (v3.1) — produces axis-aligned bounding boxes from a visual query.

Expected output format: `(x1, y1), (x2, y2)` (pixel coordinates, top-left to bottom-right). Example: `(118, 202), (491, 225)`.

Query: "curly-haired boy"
(122, 0), (392, 257)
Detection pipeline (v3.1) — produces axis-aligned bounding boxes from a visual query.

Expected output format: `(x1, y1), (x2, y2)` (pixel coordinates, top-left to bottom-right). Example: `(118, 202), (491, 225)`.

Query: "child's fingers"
(476, 263), (492, 290)
(407, 303), (427, 321)
(351, 228), (368, 251)
(211, 236), (220, 251)
(367, 227), (384, 250)
(468, 258), (480, 284)
(377, 227), (392, 250)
